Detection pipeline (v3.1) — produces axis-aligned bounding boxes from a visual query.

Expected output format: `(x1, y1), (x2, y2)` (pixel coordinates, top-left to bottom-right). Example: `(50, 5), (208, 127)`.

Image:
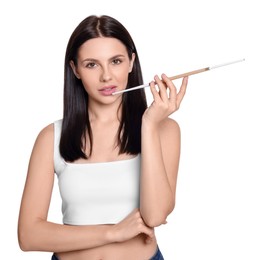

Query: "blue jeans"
(52, 246), (164, 260)
(150, 246), (164, 260)
(51, 254), (58, 260)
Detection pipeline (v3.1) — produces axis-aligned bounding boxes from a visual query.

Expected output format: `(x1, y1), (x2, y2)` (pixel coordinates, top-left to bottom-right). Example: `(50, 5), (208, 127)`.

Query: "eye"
(112, 59), (122, 65)
(85, 62), (97, 68)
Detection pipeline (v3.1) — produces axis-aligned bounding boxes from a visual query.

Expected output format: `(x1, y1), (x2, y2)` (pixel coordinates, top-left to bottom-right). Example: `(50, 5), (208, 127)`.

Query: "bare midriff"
(56, 232), (157, 260)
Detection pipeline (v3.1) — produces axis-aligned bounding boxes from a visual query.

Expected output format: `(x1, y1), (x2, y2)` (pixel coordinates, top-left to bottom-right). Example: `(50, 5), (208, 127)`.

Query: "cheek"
(79, 79), (93, 94)
(117, 68), (130, 86)
(79, 73), (97, 92)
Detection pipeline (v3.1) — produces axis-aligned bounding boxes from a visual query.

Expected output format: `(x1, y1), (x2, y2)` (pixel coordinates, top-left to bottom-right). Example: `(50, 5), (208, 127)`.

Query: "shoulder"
(27, 123), (56, 170)
(36, 119), (62, 143)
(32, 123), (55, 154)
(159, 118), (181, 161)
(159, 118), (180, 140)
(37, 123), (54, 141)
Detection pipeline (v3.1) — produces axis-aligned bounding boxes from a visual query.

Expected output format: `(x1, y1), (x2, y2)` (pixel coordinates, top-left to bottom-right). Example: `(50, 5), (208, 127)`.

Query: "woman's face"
(70, 37), (135, 104)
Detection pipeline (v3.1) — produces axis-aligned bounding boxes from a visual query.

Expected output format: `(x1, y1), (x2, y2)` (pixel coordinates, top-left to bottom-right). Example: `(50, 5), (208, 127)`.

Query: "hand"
(142, 74), (188, 126)
(109, 209), (155, 244)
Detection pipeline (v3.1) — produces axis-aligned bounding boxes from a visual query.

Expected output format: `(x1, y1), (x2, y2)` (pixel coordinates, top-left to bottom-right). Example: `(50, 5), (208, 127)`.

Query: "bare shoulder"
(159, 118), (181, 174)
(159, 118), (180, 141)
(27, 123), (56, 177)
(32, 123), (55, 156)
(39, 123), (54, 138)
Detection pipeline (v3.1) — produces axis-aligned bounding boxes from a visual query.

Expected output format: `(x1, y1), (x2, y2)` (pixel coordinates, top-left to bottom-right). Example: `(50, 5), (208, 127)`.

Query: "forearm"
(140, 120), (175, 227)
(18, 219), (113, 252)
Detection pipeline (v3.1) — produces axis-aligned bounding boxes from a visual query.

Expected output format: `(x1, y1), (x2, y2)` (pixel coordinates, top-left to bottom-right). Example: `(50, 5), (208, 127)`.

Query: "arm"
(140, 74), (188, 227)
(18, 124), (154, 252)
(18, 124), (111, 252)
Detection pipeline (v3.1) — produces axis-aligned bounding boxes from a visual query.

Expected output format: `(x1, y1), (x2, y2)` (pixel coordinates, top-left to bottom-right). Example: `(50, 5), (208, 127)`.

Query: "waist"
(55, 233), (157, 260)
(62, 201), (139, 225)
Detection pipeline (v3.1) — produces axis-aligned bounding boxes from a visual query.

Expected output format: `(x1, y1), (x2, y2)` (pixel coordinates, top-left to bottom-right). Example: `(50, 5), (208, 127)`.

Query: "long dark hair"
(60, 15), (147, 162)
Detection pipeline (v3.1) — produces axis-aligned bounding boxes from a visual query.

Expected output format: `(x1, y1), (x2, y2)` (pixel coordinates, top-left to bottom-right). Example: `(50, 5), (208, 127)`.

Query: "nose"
(100, 65), (112, 82)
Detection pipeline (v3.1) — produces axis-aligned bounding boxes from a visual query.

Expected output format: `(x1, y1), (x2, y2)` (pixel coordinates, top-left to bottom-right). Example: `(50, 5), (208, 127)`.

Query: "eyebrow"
(82, 54), (126, 63)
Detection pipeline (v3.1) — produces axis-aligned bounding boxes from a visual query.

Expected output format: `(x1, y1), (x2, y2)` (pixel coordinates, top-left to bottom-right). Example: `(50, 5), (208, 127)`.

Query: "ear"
(70, 60), (81, 79)
(129, 53), (136, 73)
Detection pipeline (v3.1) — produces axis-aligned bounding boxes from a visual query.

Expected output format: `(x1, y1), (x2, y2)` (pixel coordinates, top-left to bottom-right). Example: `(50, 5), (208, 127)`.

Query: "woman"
(18, 15), (188, 260)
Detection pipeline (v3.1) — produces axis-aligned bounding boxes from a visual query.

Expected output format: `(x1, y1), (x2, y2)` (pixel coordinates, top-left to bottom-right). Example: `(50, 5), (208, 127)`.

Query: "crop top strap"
(53, 119), (66, 175)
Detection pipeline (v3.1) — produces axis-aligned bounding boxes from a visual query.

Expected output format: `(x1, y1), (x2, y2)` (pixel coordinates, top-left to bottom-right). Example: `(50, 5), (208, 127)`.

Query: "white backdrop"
(0, 0), (258, 259)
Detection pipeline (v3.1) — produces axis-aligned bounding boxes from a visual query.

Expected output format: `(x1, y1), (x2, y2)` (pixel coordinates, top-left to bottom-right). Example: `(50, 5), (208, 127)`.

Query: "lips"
(99, 86), (117, 96)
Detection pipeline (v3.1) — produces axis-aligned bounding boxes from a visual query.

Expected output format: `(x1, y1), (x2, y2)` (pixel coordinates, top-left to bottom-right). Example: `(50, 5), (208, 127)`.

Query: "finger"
(141, 225), (155, 240)
(149, 80), (161, 103)
(154, 75), (169, 102)
(176, 76), (188, 108)
(161, 73), (177, 101)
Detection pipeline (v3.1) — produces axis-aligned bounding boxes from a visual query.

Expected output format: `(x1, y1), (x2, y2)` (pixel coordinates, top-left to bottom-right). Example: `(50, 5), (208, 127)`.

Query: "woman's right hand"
(109, 209), (155, 244)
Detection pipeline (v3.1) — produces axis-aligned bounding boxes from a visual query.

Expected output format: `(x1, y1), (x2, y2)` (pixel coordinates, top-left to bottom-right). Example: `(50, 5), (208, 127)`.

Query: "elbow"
(142, 203), (176, 228)
(144, 216), (167, 228)
(142, 211), (170, 228)
(18, 225), (36, 251)
(18, 231), (30, 251)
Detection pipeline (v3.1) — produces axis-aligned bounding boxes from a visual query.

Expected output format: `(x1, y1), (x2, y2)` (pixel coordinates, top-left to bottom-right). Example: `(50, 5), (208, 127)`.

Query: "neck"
(88, 98), (122, 123)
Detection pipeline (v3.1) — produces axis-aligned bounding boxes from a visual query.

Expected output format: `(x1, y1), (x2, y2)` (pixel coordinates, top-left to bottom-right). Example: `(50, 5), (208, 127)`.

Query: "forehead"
(77, 37), (128, 60)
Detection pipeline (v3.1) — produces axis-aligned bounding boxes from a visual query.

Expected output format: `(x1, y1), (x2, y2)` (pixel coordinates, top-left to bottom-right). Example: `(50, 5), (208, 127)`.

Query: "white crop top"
(54, 120), (141, 225)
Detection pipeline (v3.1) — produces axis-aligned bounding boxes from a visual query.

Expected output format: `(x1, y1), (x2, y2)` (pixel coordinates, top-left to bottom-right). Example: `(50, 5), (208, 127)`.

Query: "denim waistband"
(51, 254), (59, 260)
(52, 246), (164, 260)
(149, 246), (164, 260)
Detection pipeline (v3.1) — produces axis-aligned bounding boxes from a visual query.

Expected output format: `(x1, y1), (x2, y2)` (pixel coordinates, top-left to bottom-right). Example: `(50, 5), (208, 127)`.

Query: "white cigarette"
(112, 58), (245, 95)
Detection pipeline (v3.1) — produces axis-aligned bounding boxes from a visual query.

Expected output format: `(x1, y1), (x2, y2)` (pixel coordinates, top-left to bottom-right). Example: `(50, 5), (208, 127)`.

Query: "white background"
(0, 0), (258, 259)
